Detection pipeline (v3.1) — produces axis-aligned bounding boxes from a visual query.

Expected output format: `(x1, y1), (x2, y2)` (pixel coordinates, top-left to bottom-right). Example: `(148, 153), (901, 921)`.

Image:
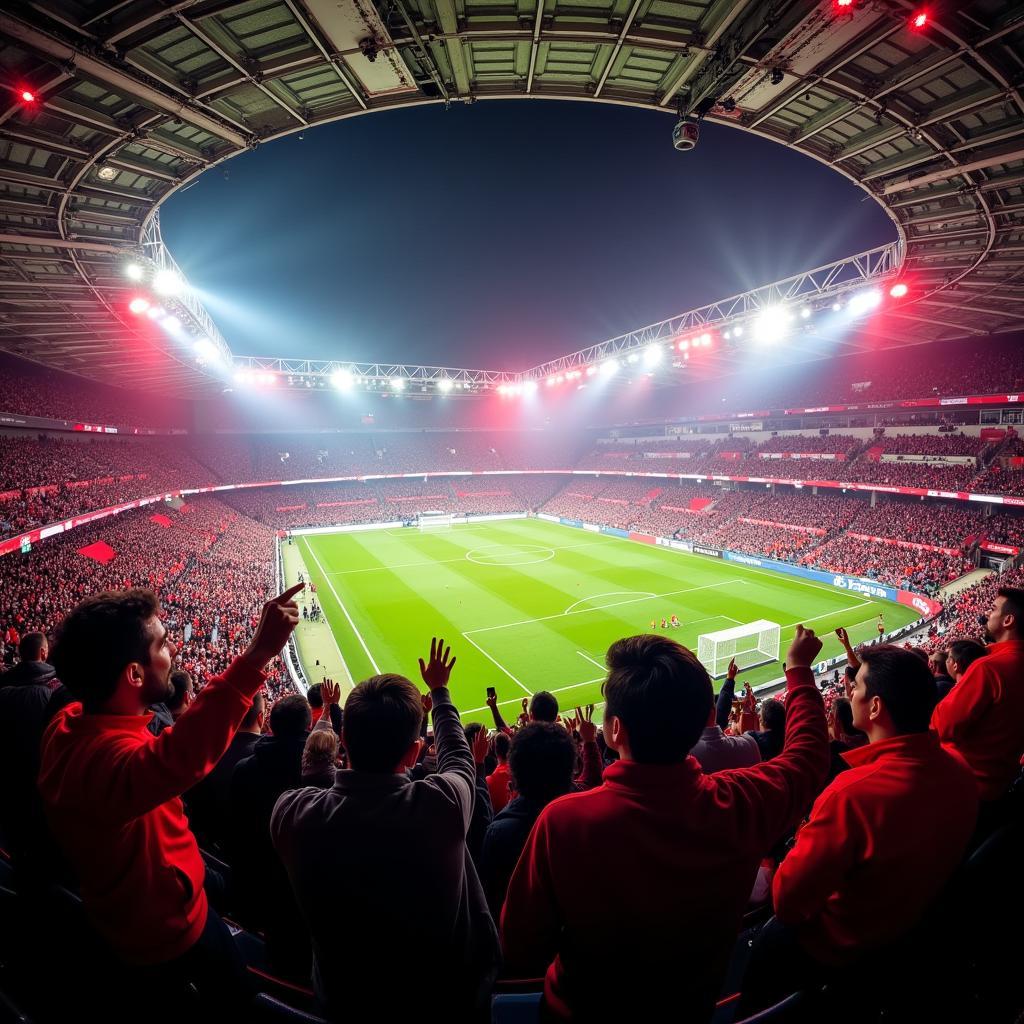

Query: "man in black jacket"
(0, 632), (72, 884)
(479, 722), (577, 918)
(185, 690), (266, 847)
(228, 688), (336, 979)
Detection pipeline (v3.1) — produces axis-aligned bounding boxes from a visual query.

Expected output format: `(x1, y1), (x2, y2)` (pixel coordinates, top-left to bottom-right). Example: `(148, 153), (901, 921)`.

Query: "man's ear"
(398, 738), (423, 771)
(125, 662), (146, 691)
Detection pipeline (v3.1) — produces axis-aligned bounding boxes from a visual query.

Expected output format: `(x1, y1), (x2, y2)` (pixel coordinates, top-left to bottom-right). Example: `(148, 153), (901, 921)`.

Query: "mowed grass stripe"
(298, 520), (920, 720)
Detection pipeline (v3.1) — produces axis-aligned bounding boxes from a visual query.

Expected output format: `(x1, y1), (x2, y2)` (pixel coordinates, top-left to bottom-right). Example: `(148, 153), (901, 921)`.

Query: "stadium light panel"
(160, 315), (181, 332)
(627, 353), (639, 364)
(586, 366), (597, 377)
(331, 369), (354, 390)
(601, 358), (620, 376)
(19, 89), (36, 104)
(146, 305), (165, 320)
(644, 344), (663, 365)
(437, 377), (454, 392)
(910, 8), (928, 30)
(848, 288), (883, 315)
(754, 307), (792, 344)
(523, 380), (538, 395)
(733, 326), (744, 338)
(153, 269), (183, 296)
(889, 282), (909, 299)
(125, 263), (144, 281)
(128, 296), (150, 315)
(800, 307), (812, 319)
(547, 377), (556, 387)
(678, 339), (689, 351)
(97, 166), (118, 182)
(391, 377), (406, 390)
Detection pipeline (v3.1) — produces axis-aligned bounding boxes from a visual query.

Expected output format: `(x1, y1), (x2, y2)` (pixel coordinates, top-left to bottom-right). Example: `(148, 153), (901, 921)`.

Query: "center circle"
(465, 543), (556, 566)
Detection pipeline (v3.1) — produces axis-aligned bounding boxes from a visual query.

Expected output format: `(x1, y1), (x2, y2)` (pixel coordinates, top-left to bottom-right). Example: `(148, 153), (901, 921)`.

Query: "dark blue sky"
(162, 100), (896, 371)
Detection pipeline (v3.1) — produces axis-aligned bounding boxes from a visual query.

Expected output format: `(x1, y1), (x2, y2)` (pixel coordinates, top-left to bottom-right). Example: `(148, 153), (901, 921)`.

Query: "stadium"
(0, 0), (1023, 1021)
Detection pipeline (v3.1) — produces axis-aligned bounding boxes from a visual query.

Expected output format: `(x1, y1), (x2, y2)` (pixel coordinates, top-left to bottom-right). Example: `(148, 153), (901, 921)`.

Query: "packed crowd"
(754, 434), (861, 455)
(800, 536), (972, 594)
(1, 583), (1021, 1023)
(0, 498), (291, 702)
(873, 432), (990, 457)
(973, 463), (1024, 498)
(846, 499), (984, 550)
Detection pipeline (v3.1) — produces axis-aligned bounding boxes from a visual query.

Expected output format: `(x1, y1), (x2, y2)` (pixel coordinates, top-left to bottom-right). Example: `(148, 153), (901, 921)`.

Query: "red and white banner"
(757, 452), (844, 461)
(846, 532), (961, 556)
(737, 517), (826, 536)
(643, 451), (692, 459)
(980, 541), (1021, 556)
(314, 499), (376, 508)
(276, 504), (308, 512)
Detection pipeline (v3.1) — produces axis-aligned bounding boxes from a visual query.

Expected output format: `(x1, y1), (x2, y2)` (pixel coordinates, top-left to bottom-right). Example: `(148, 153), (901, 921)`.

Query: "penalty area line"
(460, 632), (533, 699)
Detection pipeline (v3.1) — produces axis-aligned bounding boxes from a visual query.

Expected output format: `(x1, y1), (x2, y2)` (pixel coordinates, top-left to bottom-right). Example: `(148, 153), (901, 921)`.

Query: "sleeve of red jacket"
(931, 657), (995, 745)
(575, 740), (603, 790)
(772, 784), (861, 925)
(100, 657), (265, 822)
(500, 808), (562, 978)
(715, 667), (829, 854)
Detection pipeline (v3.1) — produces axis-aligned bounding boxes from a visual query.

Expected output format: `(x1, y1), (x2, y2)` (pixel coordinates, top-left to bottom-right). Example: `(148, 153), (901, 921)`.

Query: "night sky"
(162, 100), (896, 371)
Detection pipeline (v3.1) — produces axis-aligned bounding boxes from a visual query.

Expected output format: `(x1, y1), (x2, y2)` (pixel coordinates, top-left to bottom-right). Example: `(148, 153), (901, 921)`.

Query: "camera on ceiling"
(672, 114), (700, 152)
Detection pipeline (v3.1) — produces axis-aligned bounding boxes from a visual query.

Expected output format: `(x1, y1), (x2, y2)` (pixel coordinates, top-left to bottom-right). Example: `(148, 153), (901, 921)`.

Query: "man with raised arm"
(272, 637), (500, 1023)
(500, 626), (829, 1022)
(38, 582), (303, 1015)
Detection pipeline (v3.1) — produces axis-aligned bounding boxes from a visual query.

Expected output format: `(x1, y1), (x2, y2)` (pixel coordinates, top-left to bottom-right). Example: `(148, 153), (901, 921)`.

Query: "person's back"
(932, 588), (1024, 802)
(500, 630), (829, 1022)
(272, 640), (499, 1021)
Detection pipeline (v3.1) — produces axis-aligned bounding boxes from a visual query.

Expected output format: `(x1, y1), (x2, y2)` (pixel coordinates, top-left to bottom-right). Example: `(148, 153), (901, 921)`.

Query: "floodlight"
(889, 282), (909, 299)
(754, 307), (792, 344)
(848, 288), (883, 315)
(331, 370), (354, 390)
(801, 307), (812, 319)
(125, 263), (144, 281)
(97, 166), (118, 181)
(128, 296), (150, 315)
(645, 344), (663, 365)
(524, 380), (538, 395)
(19, 89), (35, 104)
(160, 315), (181, 331)
(391, 377), (406, 390)
(437, 377), (454, 392)
(153, 269), (183, 296)
(601, 359), (620, 376)
(586, 366), (597, 377)
(910, 9), (928, 29)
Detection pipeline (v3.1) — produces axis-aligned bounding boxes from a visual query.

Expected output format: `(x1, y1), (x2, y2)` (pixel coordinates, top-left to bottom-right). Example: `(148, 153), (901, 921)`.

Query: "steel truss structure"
(1, 1), (1023, 395)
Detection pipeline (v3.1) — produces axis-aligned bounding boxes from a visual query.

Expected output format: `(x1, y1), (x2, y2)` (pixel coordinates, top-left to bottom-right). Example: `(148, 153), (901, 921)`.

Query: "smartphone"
(486, 686), (496, 700)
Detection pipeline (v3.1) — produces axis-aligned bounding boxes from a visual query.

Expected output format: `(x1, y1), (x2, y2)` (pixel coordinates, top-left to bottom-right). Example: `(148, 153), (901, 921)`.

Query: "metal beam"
(593, 0), (644, 98)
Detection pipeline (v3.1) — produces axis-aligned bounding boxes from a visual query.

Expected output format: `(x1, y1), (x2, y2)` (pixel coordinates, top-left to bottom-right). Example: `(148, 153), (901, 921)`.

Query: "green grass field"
(286, 518), (918, 721)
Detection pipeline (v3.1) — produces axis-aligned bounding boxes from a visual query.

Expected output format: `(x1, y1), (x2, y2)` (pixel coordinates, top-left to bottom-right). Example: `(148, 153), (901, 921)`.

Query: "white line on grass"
(460, 632), (533, 698)
(293, 548), (355, 689)
(782, 601), (872, 629)
(564, 590), (656, 614)
(302, 538), (381, 675)
(576, 651), (605, 671)
(465, 579), (742, 636)
(323, 537), (618, 577)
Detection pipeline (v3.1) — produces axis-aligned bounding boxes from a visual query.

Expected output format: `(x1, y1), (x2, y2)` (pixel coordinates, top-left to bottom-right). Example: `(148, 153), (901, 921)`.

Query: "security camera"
(672, 115), (700, 152)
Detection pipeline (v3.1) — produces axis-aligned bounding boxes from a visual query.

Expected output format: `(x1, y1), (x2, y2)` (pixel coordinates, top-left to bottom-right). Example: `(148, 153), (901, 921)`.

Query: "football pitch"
(284, 518), (918, 721)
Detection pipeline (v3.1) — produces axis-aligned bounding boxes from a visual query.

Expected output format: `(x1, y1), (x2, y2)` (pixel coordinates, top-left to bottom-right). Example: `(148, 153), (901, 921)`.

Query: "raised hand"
(243, 582), (303, 670)
(786, 624), (823, 669)
(485, 690), (499, 711)
(472, 727), (489, 765)
(727, 657), (739, 681)
(835, 627), (851, 648)
(418, 637), (456, 691)
(576, 704), (597, 743)
(421, 692), (433, 715)
(321, 678), (341, 705)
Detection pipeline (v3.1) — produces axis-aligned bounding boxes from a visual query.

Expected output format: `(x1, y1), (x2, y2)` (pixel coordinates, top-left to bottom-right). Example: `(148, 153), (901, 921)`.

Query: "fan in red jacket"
(500, 626), (830, 1023)
(739, 644), (978, 1016)
(37, 583), (301, 1015)
(932, 586), (1024, 806)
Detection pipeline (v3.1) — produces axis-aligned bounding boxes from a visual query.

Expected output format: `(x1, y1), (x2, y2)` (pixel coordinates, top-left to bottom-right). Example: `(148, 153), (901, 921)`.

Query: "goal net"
(697, 619), (781, 679)
(418, 510), (454, 530)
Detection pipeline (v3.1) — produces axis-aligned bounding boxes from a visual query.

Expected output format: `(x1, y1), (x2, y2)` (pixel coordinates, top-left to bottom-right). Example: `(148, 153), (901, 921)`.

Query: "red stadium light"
(834, 0), (854, 9)
(889, 282), (909, 299)
(909, 8), (928, 30)
(128, 296), (150, 315)
(19, 89), (36, 104)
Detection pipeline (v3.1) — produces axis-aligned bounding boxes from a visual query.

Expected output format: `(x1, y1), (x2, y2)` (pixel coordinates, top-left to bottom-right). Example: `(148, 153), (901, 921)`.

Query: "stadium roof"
(1, 0), (1023, 396)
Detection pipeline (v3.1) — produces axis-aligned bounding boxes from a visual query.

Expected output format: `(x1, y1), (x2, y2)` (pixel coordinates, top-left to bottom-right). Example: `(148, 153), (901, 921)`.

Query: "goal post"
(697, 619), (781, 679)
(418, 510), (454, 531)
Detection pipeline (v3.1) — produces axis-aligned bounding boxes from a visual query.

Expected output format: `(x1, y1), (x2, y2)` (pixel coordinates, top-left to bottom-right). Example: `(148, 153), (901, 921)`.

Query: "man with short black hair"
(739, 644), (978, 1014)
(167, 669), (194, 720)
(933, 587), (1024, 809)
(501, 627), (829, 1022)
(928, 649), (956, 701)
(480, 722), (576, 916)
(529, 690), (558, 723)
(944, 638), (985, 689)
(38, 584), (302, 1017)
(487, 731), (513, 813)
(748, 697), (787, 761)
(272, 638), (500, 1022)
(0, 631), (53, 687)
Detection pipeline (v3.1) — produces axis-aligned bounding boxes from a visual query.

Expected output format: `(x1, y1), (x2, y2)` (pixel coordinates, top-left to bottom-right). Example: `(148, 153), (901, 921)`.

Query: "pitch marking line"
(465, 579), (742, 636)
(781, 601), (872, 629)
(460, 631), (533, 698)
(564, 591), (656, 614)
(576, 651), (605, 671)
(302, 538), (382, 675)
(292, 545), (355, 690)
(323, 537), (618, 577)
